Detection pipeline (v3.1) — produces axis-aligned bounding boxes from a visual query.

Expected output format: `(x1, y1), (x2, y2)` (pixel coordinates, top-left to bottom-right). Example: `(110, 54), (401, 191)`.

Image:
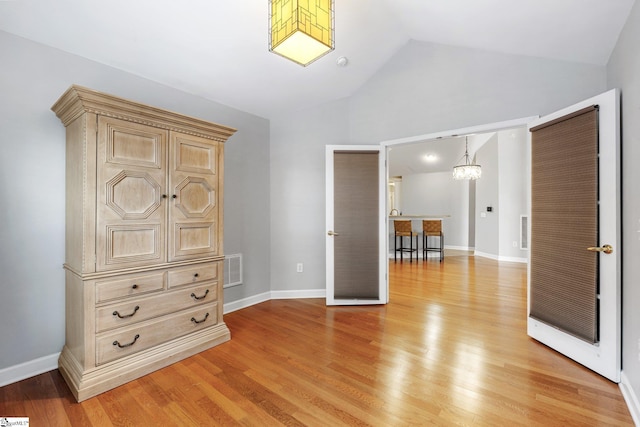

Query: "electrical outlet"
(296, 263), (303, 273)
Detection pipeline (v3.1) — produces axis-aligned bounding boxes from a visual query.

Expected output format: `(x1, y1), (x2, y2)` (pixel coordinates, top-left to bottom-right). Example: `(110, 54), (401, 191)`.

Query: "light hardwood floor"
(0, 253), (634, 425)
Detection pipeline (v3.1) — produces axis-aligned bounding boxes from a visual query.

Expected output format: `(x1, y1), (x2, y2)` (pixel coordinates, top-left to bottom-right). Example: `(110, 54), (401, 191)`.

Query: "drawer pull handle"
(113, 305), (140, 319)
(194, 273), (199, 278)
(190, 289), (209, 300)
(113, 334), (140, 348)
(191, 313), (210, 324)
(132, 284), (138, 289)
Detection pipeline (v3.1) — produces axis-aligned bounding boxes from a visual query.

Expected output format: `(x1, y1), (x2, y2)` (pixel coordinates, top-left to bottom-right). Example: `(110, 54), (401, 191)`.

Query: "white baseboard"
(474, 251), (499, 260)
(447, 245), (474, 251)
(223, 289), (326, 314)
(474, 251), (527, 263)
(271, 289), (326, 299)
(498, 255), (527, 263)
(620, 371), (640, 426)
(0, 353), (60, 387)
(223, 291), (271, 314)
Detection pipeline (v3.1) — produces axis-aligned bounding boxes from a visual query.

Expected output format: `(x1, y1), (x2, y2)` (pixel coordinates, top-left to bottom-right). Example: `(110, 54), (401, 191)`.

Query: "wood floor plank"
(50, 371), (99, 427)
(18, 371), (72, 427)
(0, 254), (634, 425)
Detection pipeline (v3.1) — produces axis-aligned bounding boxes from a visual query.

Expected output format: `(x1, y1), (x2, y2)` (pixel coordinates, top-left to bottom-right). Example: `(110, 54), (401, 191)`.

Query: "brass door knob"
(587, 244), (613, 254)
(327, 230), (339, 236)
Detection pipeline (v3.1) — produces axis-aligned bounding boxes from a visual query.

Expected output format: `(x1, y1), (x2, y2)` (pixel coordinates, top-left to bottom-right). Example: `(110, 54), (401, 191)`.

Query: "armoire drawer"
(167, 263), (218, 288)
(95, 272), (165, 303)
(96, 283), (217, 332)
(96, 304), (217, 365)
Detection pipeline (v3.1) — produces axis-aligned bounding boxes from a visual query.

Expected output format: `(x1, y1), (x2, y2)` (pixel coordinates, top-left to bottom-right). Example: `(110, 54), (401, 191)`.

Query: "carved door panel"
(168, 132), (220, 261)
(96, 116), (168, 271)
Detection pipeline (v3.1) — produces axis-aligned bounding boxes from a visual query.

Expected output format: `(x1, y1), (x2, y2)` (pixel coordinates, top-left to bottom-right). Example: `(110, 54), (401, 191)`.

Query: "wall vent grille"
(224, 254), (243, 288)
(520, 215), (529, 250)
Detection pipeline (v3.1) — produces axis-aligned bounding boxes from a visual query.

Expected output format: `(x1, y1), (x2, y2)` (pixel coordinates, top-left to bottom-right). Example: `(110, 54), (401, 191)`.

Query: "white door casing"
(325, 145), (388, 306)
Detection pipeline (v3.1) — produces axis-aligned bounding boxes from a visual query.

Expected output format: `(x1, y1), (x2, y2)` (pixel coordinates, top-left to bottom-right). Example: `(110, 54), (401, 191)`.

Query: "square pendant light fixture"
(269, 0), (335, 66)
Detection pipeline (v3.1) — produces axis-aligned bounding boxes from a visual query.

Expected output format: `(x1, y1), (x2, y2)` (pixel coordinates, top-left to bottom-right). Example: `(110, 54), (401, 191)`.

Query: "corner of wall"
(620, 371), (640, 426)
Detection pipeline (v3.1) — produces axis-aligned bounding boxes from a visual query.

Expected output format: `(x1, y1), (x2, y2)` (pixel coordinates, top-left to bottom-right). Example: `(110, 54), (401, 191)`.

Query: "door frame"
(325, 145), (388, 305)
(380, 116), (537, 265)
(326, 117), (536, 305)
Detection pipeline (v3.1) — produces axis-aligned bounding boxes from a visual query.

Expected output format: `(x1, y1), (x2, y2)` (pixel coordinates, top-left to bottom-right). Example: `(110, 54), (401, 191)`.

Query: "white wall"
(607, 0), (640, 419)
(0, 30), (270, 373)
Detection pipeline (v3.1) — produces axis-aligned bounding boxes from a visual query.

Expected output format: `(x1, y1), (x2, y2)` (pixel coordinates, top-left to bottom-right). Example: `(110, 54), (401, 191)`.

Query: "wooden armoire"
(51, 86), (235, 401)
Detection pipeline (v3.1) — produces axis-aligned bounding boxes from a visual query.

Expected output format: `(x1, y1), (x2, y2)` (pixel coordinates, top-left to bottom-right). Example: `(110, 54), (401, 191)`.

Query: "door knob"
(327, 230), (339, 236)
(587, 244), (613, 254)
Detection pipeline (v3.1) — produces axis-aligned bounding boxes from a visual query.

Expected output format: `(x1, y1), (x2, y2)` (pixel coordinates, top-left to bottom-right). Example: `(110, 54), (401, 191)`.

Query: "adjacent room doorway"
(326, 91), (621, 383)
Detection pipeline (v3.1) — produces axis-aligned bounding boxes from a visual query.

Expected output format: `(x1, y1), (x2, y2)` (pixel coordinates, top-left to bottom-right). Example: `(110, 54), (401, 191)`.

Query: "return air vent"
(224, 254), (242, 288)
(520, 215), (529, 250)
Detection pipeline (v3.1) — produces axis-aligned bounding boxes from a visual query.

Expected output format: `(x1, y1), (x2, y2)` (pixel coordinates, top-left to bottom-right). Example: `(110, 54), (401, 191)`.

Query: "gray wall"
(400, 172), (470, 249)
(475, 135), (500, 256)
(607, 0), (640, 409)
(270, 98), (351, 291)
(497, 128), (528, 260)
(0, 30), (270, 371)
(348, 40), (606, 143)
(270, 40), (607, 294)
(398, 129), (528, 259)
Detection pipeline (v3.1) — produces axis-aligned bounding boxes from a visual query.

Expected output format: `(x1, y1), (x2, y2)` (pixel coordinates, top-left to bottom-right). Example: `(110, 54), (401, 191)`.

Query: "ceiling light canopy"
(423, 154), (437, 163)
(269, 0), (335, 66)
(453, 137), (482, 180)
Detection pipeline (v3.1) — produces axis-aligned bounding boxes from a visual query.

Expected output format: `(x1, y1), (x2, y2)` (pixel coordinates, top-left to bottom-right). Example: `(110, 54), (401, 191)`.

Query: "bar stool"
(422, 220), (444, 262)
(394, 220), (418, 262)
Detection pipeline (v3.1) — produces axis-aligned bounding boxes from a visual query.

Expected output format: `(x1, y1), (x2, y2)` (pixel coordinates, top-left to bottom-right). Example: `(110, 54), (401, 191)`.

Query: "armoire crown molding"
(52, 85), (236, 142)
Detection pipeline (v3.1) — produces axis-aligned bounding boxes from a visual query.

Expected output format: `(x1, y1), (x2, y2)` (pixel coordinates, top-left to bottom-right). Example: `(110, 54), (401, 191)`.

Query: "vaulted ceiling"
(0, 0), (634, 119)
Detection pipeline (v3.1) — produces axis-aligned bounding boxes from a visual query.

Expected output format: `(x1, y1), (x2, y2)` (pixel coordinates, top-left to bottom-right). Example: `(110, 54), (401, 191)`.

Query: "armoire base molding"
(58, 323), (230, 402)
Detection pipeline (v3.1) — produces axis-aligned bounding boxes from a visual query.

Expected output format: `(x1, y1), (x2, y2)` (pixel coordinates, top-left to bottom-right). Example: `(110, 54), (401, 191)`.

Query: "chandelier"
(269, 0), (335, 66)
(452, 137), (482, 180)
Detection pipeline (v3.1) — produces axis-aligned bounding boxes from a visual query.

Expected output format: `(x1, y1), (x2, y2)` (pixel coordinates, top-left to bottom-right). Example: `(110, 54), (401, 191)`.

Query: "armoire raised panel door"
(52, 85), (236, 402)
(169, 132), (221, 261)
(96, 116), (168, 271)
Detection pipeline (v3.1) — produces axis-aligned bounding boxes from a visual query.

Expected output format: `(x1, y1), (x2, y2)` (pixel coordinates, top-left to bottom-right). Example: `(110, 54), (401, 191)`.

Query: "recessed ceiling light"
(423, 154), (437, 162)
(336, 56), (349, 67)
